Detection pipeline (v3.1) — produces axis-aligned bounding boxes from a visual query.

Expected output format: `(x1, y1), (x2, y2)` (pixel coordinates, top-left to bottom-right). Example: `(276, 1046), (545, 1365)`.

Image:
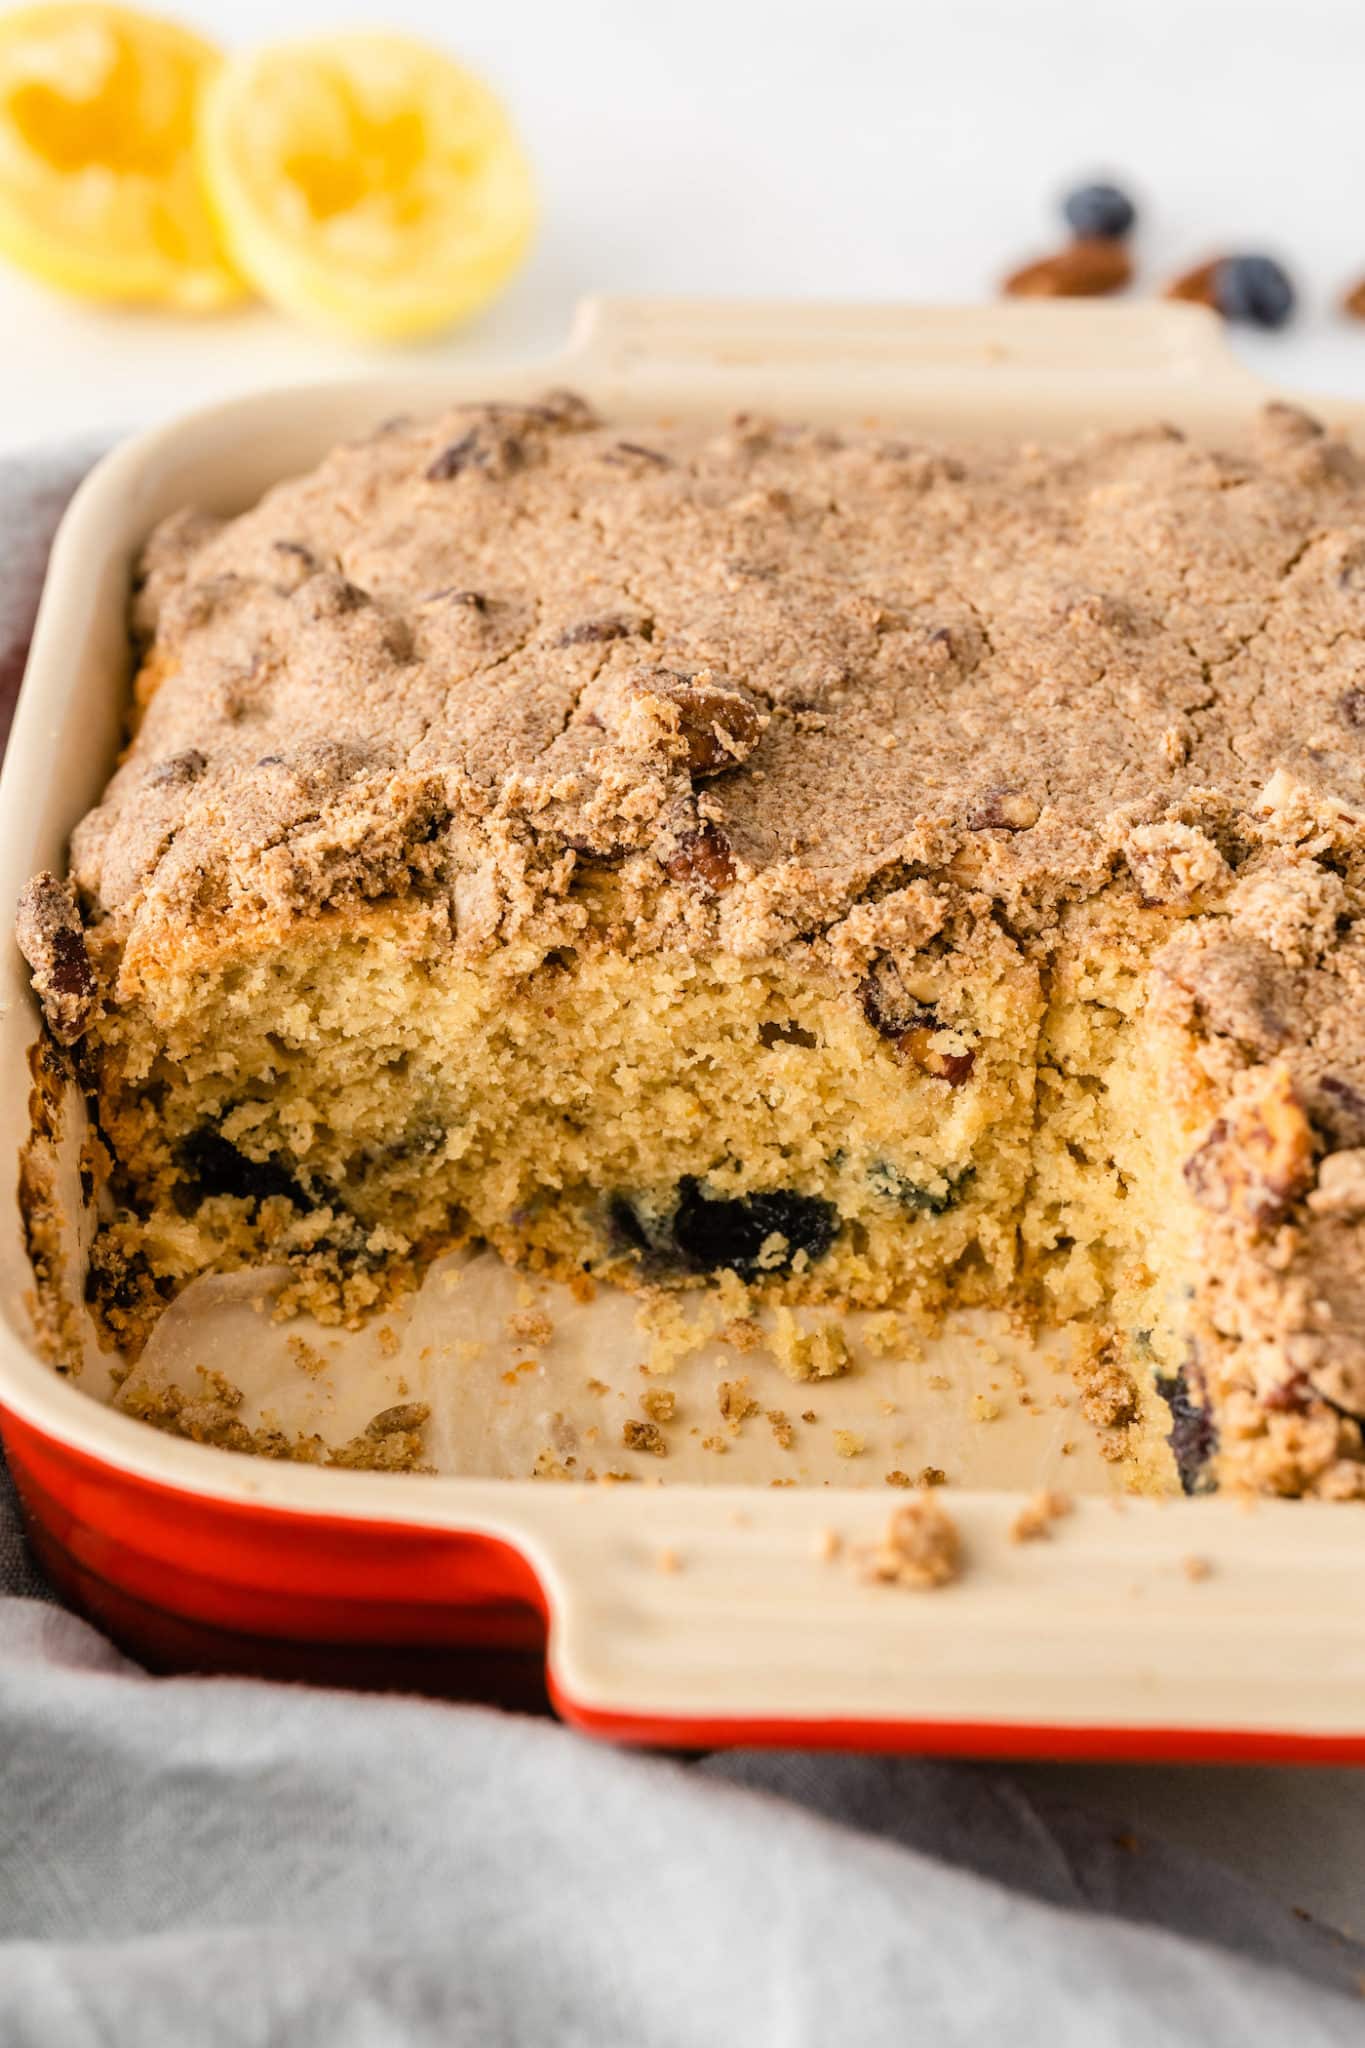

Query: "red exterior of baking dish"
(7, 1404), (1365, 1762)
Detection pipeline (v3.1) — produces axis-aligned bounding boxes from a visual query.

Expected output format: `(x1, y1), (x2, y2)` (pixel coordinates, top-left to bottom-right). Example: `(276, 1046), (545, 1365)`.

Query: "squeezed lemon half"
(0, 2), (242, 309)
(199, 31), (535, 342)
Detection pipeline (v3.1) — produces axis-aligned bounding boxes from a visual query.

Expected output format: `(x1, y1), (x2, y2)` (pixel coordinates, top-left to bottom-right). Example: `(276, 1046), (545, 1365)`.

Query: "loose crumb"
(770, 1309), (852, 1382)
(376, 1324), (400, 1359)
(801, 1409), (818, 1424)
(970, 1395), (1000, 1423)
(833, 1430), (865, 1459)
(812, 1526), (843, 1561)
(718, 1377), (759, 1424)
(886, 1469), (912, 1488)
(700, 1433), (729, 1454)
(622, 1419), (668, 1457)
(917, 1466), (947, 1488)
(642, 1388), (677, 1424)
(1010, 1489), (1073, 1542)
(719, 1317), (764, 1354)
(861, 1495), (962, 1590)
(285, 1335), (327, 1379)
(1182, 1553), (1213, 1582)
(767, 1408), (794, 1449)
(927, 1374), (951, 1392)
(506, 1308), (554, 1348)
(655, 1545), (682, 1574)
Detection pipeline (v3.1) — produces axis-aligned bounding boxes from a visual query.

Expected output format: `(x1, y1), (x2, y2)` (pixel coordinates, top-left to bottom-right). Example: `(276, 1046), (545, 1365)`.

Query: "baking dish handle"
(560, 293), (1269, 399)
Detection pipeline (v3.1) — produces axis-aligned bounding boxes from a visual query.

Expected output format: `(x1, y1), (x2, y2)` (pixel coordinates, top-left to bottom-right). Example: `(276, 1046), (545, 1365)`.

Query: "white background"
(6, 0), (1365, 446)
(9, 0), (1365, 1924)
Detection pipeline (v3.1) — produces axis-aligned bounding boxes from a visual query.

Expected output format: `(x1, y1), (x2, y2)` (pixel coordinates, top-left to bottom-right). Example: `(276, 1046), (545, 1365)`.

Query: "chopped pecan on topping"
(16, 872), (99, 1044)
(556, 615), (635, 648)
(273, 539), (321, 567)
(589, 666), (766, 775)
(965, 787), (1040, 832)
(860, 975), (976, 1085)
(425, 419), (524, 482)
(1314, 1074), (1365, 1150)
(270, 539), (327, 592)
(1339, 688), (1365, 729)
(1182, 1065), (1315, 1230)
(1262, 1370), (1313, 1414)
(420, 587), (487, 611)
(605, 440), (672, 467)
(535, 388), (598, 429)
(293, 571), (370, 620)
(1159, 935), (1294, 1055)
(148, 748), (207, 788)
(665, 825), (737, 892)
(1003, 239), (1132, 298)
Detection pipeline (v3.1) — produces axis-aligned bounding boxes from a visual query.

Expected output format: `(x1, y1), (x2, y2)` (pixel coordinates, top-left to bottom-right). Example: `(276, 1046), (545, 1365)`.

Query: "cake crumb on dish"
(1010, 1489), (1073, 1542)
(717, 1377), (759, 1424)
(861, 1495), (962, 1590)
(622, 1418), (668, 1457)
(506, 1307), (554, 1348)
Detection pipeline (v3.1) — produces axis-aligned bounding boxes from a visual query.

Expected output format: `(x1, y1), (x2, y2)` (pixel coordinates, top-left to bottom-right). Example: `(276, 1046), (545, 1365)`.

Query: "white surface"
(4, 0), (1365, 445)
(8, 0), (1365, 1930)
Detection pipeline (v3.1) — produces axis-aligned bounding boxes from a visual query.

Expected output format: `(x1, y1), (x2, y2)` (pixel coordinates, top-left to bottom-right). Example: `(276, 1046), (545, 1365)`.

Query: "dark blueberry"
(670, 1180), (837, 1277)
(1157, 1365), (1218, 1494)
(607, 1193), (660, 1258)
(1062, 181), (1136, 241)
(179, 1128), (309, 1209)
(1214, 255), (1296, 330)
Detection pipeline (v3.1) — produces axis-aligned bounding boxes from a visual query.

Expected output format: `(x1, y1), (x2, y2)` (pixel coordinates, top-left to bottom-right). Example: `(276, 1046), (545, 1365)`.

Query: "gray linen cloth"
(3, 450), (1364, 2046)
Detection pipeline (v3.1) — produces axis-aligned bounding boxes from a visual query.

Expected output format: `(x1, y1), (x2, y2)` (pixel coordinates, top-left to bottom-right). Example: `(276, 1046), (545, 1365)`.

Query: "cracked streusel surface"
(17, 391), (1365, 1495)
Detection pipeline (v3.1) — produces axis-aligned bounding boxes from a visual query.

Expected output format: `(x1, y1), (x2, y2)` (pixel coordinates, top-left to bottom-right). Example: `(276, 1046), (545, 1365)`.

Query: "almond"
(1343, 277), (1365, 321)
(1165, 258), (1221, 309)
(1002, 238), (1132, 299)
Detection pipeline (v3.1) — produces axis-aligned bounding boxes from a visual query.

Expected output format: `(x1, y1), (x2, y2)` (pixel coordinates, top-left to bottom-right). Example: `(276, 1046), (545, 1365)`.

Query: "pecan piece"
(16, 872), (99, 1044)
(588, 666), (766, 776)
(965, 787), (1040, 833)
(665, 825), (737, 892)
(860, 976), (976, 1085)
(1183, 1066), (1315, 1230)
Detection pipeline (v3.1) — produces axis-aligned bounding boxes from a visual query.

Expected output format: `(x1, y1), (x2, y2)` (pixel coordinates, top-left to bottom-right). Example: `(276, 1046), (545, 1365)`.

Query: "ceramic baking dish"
(5, 295), (1365, 1761)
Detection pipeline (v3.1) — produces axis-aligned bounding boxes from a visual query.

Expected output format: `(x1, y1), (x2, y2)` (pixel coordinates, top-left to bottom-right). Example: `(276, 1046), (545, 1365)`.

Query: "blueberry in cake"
(17, 390), (1365, 1497)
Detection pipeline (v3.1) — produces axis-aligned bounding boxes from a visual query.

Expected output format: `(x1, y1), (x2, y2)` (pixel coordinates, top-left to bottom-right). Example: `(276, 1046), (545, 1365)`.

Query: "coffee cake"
(17, 390), (1365, 1497)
